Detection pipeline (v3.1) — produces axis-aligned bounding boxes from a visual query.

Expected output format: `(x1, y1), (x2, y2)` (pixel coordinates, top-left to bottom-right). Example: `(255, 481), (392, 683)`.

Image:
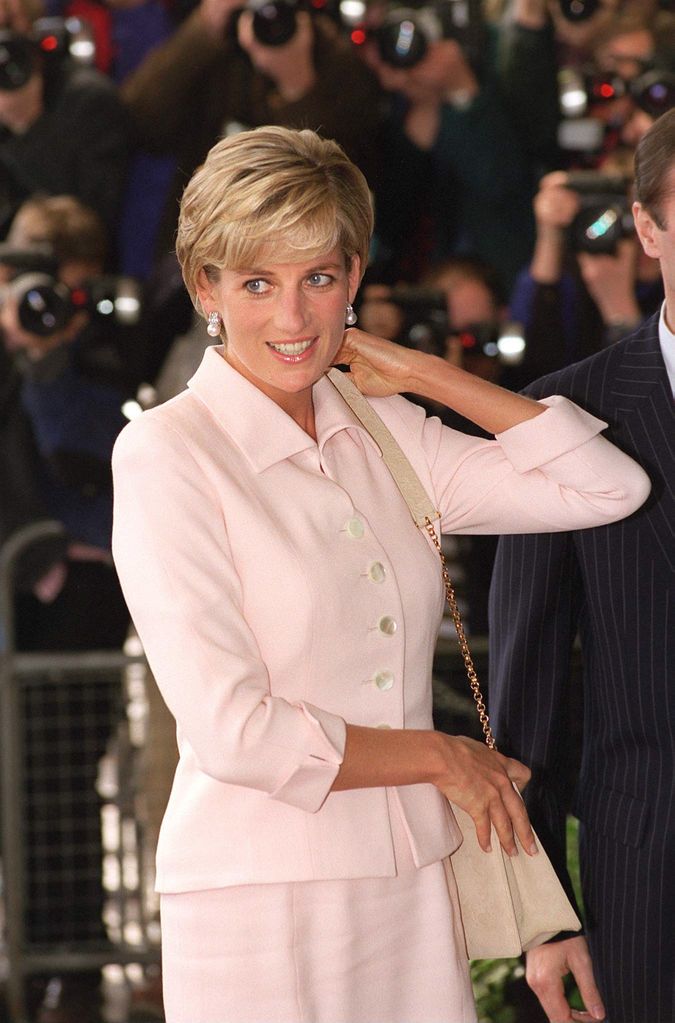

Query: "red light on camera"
(351, 28), (366, 45)
(39, 35), (59, 52)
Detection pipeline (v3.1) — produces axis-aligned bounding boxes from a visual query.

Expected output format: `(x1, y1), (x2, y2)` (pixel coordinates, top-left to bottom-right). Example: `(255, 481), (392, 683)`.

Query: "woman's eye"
(245, 279), (270, 294)
(307, 273), (332, 287)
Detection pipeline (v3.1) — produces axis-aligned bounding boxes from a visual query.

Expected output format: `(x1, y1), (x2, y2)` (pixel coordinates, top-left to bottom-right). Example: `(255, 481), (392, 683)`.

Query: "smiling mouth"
(267, 338), (317, 358)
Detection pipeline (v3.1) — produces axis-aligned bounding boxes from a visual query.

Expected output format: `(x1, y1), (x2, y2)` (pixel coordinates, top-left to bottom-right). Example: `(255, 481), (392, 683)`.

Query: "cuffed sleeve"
(269, 703), (346, 813)
(112, 416), (345, 812)
(495, 395), (607, 472)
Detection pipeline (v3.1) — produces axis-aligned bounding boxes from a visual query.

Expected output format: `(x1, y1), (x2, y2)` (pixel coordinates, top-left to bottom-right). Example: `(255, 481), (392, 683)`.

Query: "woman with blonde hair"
(112, 125), (650, 1023)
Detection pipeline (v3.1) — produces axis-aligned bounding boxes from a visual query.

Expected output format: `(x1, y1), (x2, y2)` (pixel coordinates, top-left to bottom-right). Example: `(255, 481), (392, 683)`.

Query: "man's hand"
(526, 935), (606, 1022)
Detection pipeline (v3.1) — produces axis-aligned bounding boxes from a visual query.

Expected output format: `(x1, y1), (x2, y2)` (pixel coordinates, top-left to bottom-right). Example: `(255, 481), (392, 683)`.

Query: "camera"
(0, 245), (142, 336)
(564, 171), (634, 254)
(373, 0), (485, 70)
(0, 18), (95, 91)
(584, 68), (675, 120)
(558, 64), (675, 152)
(245, 0), (301, 47)
(386, 286), (525, 364)
(557, 0), (600, 23)
(8, 274), (142, 337)
(237, 0), (342, 48)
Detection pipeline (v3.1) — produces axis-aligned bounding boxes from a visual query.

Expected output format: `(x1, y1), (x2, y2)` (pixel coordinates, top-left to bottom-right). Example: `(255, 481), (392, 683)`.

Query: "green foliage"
(470, 957), (522, 1022)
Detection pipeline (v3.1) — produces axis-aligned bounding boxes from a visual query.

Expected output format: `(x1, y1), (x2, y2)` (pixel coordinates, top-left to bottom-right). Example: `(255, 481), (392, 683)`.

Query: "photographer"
(509, 6), (674, 380)
(120, 0), (382, 260)
(511, 161), (664, 381)
(0, 0), (130, 242)
(0, 194), (131, 1023)
(364, 1), (537, 292)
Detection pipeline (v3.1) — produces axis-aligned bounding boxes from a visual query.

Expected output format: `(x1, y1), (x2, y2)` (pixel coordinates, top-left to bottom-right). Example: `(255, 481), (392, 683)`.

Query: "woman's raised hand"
(333, 327), (426, 398)
(430, 733), (537, 857)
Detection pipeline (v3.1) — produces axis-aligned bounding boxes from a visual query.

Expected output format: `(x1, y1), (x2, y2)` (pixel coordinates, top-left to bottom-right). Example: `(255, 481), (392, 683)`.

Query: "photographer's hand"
(530, 171), (580, 284)
(198, 0), (242, 35)
(237, 10), (317, 102)
(577, 238), (642, 331)
(0, 0), (33, 33)
(0, 295), (85, 363)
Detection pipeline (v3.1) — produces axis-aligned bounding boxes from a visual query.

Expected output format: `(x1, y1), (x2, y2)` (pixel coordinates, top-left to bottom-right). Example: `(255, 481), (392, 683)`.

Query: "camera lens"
(248, 0), (298, 47)
(632, 70), (675, 119)
(376, 13), (428, 69)
(0, 33), (36, 91)
(14, 275), (73, 336)
(558, 0), (600, 23)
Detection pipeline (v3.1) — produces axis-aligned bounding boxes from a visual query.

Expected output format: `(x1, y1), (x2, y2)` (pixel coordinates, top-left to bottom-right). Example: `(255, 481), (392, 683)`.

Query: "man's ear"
(633, 201), (662, 260)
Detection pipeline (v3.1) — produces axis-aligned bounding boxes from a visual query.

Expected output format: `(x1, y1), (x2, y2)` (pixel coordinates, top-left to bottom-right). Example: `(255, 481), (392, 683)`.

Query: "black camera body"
(245, 0), (301, 47)
(565, 171), (634, 254)
(558, 64), (675, 153)
(557, 0), (600, 23)
(374, 0), (485, 70)
(0, 18), (95, 91)
(237, 0), (341, 48)
(9, 273), (142, 337)
(386, 285), (505, 359)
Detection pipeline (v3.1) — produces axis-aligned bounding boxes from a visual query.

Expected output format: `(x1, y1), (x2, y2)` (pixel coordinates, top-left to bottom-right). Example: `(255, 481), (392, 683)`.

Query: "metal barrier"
(0, 523), (160, 1023)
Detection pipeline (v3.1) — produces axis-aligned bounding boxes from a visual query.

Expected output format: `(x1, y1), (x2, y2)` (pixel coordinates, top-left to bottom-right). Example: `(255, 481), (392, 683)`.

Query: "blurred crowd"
(0, 0), (672, 1018)
(1, 0), (673, 630)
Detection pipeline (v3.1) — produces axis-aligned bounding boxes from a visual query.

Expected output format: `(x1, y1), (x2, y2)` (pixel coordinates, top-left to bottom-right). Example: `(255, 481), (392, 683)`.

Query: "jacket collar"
(187, 345), (381, 472)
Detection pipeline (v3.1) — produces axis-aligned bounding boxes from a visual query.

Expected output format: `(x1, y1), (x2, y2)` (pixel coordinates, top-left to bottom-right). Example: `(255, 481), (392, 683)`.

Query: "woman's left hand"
(333, 328), (425, 397)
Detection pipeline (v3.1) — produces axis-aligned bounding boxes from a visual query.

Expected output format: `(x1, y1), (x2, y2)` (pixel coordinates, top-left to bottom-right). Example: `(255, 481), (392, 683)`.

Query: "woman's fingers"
(502, 780), (538, 856)
(505, 755), (531, 792)
(438, 737), (538, 857)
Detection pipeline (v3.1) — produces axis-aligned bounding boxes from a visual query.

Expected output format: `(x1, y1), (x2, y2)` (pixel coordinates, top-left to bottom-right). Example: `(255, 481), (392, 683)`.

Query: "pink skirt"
(160, 793), (476, 1023)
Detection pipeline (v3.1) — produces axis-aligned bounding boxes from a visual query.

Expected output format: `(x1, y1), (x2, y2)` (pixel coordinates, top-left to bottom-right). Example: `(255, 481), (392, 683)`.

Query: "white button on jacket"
(112, 346), (650, 895)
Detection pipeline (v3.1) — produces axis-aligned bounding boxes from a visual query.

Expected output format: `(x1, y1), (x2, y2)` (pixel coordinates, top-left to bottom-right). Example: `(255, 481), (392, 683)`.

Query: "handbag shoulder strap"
(326, 367), (496, 750)
(326, 368), (440, 528)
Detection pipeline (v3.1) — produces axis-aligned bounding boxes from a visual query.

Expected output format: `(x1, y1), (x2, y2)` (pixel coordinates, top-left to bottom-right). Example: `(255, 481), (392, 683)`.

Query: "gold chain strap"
(423, 517), (497, 750)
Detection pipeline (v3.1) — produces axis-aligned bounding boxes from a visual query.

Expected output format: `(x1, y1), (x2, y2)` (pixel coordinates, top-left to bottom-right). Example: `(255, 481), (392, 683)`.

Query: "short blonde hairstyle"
(176, 126), (373, 313)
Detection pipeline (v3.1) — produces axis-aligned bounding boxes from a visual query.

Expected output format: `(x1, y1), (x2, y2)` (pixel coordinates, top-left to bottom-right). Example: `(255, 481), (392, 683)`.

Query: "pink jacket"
(111, 346), (650, 893)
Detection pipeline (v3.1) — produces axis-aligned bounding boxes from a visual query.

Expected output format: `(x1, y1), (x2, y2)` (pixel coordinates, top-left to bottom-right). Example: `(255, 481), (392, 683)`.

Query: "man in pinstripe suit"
(489, 109), (675, 1023)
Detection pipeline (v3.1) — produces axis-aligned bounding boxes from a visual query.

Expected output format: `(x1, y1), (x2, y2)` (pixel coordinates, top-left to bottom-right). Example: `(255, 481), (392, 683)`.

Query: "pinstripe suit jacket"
(489, 313), (674, 1023)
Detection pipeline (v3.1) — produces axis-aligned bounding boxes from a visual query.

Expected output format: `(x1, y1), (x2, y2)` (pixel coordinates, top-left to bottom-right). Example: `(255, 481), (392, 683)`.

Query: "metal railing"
(0, 523), (160, 1023)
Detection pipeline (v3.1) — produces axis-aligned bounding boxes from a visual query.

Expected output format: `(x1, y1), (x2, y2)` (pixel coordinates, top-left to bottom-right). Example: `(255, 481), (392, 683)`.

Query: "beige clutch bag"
(327, 368), (582, 959)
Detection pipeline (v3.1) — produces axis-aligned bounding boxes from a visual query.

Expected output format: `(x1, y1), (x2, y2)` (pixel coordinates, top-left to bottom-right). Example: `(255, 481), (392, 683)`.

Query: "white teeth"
(269, 339), (313, 355)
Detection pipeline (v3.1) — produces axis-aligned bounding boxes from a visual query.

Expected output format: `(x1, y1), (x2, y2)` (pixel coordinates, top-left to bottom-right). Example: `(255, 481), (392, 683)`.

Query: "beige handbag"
(327, 368), (582, 959)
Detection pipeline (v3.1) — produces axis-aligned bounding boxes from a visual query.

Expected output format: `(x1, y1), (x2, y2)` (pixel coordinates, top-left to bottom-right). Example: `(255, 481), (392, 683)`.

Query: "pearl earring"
(206, 311), (222, 337)
(345, 303), (357, 326)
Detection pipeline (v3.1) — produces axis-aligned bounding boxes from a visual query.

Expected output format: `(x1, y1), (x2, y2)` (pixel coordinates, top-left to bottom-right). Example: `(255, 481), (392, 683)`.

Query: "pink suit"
(111, 346), (650, 1021)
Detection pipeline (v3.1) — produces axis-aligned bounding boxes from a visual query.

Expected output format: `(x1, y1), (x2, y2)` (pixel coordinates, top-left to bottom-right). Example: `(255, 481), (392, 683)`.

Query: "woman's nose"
(273, 289), (308, 336)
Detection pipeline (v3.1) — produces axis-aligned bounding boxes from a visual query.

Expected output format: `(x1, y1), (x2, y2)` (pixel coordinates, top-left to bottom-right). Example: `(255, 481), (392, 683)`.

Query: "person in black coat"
(0, 18), (129, 242)
(488, 108), (675, 1023)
